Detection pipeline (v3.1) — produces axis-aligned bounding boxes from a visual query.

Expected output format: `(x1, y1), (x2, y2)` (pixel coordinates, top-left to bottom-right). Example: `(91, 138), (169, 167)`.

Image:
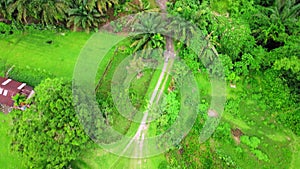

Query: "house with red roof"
(0, 77), (34, 114)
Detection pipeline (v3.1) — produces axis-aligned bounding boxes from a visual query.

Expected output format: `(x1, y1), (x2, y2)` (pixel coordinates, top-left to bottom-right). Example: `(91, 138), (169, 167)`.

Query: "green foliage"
(95, 0), (118, 15)
(67, 0), (105, 32)
(110, 20), (123, 33)
(216, 149), (238, 168)
(245, 0), (300, 47)
(30, 0), (70, 26)
(217, 18), (256, 62)
(177, 47), (201, 73)
(130, 13), (166, 58)
(156, 90), (180, 134)
(240, 135), (270, 162)
(125, 0), (158, 13)
(240, 135), (261, 149)
(12, 93), (27, 106)
(5, 0), (32, 23)
(8, 65), (55, 87)
(252, 149), (270, 162)
(274, 56), (300, 74)
(213, 122), (233, 144)
(210, 0), (232, 14)
(167, 0), (212, 35)
(11, 78), (90, 169)
(0, 22), (13, 36)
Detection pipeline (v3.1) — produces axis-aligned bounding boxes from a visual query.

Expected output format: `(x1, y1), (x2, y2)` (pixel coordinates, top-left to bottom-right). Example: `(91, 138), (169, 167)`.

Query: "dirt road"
(111, 1), (175, 168)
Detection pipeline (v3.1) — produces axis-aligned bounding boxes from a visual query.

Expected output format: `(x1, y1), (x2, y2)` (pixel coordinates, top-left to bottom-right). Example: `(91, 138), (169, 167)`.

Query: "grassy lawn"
(73, 145), (166, 169)
(1, 30), (91, 79)
(0, 113), (25, 169)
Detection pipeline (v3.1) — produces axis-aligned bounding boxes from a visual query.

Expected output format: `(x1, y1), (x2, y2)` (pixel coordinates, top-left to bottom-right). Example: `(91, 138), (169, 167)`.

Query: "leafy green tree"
(11, 78), (90, 169)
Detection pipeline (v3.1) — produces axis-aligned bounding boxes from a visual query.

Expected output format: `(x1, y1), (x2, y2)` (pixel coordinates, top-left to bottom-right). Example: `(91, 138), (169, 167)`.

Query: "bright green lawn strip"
(1, 30), (91, 79)
(94, 39), (131, 86)
(290, 132), (300, 169)
(130, 68), (156, 109)
(144, 68), (163, 103)
(0, 113), (25, 169)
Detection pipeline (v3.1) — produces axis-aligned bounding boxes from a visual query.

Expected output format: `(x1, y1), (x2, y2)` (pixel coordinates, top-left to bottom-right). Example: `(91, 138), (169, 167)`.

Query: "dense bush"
(8, 66), (55, 87)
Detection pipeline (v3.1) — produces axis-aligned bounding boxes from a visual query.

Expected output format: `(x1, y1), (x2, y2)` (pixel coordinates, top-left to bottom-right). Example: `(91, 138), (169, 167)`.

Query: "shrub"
(240, 135), (261, 149)
(8, 66), (55, 87)
(252, 149), (270, 162)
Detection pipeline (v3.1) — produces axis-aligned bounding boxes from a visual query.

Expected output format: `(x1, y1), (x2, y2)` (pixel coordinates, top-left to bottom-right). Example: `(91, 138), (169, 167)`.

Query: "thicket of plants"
(1, 0), (299, 168)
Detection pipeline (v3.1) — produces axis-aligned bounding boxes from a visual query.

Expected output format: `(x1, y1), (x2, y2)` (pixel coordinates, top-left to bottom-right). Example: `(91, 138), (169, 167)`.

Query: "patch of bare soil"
(231, 128), (243, 144)
(208, 109), (218, 117)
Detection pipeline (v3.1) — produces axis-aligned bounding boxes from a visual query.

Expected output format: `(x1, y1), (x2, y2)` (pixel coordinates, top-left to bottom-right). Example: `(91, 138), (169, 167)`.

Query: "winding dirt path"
(110, 1), (175, 168)
(128, 1), (176, 167)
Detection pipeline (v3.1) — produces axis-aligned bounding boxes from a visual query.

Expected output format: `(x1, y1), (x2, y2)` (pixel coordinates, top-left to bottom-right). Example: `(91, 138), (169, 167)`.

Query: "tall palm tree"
(253, 0), (300, 44)
(67, 0), (105, 32)
(96, 0), (118, 15)
(6, 0), (33, 23)
(130, 13), (166, 58)
(268, 0), (300, 35)
(31, 0), (70, 26)
(125, 0), (159, 14)
(268, 0), (300, 25)
(0, 0), (10, 19)
(167, 17), (197, 46)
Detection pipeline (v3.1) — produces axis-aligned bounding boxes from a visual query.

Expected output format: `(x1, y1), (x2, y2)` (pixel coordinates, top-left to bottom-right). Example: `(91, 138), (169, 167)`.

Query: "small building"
(0, 77), (34, 114)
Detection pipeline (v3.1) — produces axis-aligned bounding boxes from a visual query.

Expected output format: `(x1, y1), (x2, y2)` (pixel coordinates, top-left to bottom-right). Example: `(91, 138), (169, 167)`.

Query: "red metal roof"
(0, 77), (34, 107)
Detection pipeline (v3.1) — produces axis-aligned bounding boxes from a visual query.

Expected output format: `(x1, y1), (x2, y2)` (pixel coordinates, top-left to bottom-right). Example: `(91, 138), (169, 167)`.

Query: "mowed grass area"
(73, 145), (166, 169)
(1, 30), (91, 79)
(0, 113), (25, 169)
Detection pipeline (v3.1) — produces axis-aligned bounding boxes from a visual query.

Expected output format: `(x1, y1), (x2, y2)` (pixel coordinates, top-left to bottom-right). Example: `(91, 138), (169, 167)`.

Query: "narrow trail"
(128, 0), (176, 167)
(110, 1), (175, 168)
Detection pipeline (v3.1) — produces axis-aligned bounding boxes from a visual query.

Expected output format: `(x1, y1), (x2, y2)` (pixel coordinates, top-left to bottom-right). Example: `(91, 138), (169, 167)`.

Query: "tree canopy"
(10, 78), (90, 169)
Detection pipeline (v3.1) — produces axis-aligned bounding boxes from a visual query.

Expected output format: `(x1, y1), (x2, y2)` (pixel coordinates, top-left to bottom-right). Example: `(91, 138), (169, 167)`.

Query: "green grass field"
(0, 113), (25, 169)
(1, 30), (91, 79)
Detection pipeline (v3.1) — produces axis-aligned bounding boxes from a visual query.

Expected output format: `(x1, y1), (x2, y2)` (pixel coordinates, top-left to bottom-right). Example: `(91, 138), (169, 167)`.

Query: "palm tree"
(6, 0), (33, 23)
(268, 0), (300, 25)
(67, 0), (105, 32)
(95, 0), (118, 15)
(125, 0), (159, 14)
(0, 0), (10, 19)
(268, 0), (300, 35)
(31, 0), (70, 26)
(253, 0), (300, 44)
(130, 13), (166, 58)
(167, 17), (197, 46)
